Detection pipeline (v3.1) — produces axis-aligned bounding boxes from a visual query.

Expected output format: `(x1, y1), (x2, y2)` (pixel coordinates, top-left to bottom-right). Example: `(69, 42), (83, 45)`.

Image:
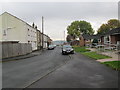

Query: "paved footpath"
(28, 52), (118, 88)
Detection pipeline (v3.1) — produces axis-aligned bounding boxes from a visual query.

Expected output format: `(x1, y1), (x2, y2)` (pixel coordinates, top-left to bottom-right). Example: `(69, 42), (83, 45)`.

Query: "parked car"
(48, 45), (55, 50)
(53, 44), (57, 48)
(91, 43), (98, 48)
(62, 45), (74, 55)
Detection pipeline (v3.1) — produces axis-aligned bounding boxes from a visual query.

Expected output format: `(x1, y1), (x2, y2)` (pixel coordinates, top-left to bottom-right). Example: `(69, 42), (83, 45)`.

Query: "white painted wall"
(0, 12), (37, 50)
(43, 34), (48, 48)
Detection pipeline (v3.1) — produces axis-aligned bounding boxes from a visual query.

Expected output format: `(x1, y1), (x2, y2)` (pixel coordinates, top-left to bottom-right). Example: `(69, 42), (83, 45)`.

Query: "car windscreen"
(63, 45), (72, 49)
(49, 45), (53, 47)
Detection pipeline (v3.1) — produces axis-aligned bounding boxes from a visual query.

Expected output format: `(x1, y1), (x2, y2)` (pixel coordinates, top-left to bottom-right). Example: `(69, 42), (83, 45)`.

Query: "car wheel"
(72, 51), (74, 54)
(62, 51), (64, 55)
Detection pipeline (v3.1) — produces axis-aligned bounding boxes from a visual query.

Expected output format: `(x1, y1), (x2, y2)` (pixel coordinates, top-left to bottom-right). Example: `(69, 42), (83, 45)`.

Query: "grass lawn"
(102, 61), (120, 70)
(73, 46), (119, 70)
(82, 52), (111, 60)
(73, 46), (90, 52)
(73, 46), (111, 60)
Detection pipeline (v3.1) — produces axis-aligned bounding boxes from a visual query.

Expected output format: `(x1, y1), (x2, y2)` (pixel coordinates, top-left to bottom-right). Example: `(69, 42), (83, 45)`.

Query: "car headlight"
(63, 49), (66, 51)
(71, 49), (73, 51)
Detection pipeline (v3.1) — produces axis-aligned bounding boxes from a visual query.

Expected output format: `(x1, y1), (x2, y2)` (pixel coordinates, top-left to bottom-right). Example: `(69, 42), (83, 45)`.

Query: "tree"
(107, 19), (120, 29)
(97, 19), (120, 34)
(97, 24), (110, 34)
(67, 20), (94, 39)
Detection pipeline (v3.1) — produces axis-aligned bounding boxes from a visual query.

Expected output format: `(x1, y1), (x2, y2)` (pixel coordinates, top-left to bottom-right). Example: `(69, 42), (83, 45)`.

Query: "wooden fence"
(1, 43), (32, 59)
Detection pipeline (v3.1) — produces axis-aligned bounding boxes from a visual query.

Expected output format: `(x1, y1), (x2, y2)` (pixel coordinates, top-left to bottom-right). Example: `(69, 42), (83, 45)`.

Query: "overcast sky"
(0, 1), (119, 40)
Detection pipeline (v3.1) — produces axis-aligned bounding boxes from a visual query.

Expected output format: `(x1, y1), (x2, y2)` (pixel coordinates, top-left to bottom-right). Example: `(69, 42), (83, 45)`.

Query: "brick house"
(100, 27), (120, 45)
(80, 34), (101, 46)
(69, 40), (80, 46)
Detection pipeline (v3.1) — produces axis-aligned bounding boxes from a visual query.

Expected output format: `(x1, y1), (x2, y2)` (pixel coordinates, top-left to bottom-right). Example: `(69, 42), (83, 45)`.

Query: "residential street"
(3, 46), (118, 88)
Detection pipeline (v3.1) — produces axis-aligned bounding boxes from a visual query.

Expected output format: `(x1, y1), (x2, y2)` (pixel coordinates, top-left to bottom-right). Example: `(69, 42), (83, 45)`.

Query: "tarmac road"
(2, 46), (118, 88)
(2, 46), (71, 88)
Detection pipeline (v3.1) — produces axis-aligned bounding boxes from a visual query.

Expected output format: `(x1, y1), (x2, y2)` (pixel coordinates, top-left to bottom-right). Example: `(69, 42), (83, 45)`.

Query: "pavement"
(2, 46), (118, 88)
(2, 50), (43, 62)
(87, 48), (120, 62)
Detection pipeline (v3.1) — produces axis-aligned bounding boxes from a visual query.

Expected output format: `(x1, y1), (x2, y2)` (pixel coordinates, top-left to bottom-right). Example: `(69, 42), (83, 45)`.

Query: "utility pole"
(42, 16), (44, 49)
(64, 30), (65, 41)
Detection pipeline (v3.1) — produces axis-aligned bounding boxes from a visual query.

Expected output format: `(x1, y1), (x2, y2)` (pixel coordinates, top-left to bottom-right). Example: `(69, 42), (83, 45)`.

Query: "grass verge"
(82, 52), (111, 60)
(73, 46), (118, 70)
(101, 61), (120, 71)
(73, 46), (111, 60)
(73, 46), (90, 52)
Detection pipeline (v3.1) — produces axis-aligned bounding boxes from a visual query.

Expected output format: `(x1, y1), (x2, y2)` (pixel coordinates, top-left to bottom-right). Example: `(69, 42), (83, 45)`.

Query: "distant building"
(69, 40), (79, 46)
(37, 30), (42, 50)
(42, 34), (52, 48)
(0, 12), (37, 50)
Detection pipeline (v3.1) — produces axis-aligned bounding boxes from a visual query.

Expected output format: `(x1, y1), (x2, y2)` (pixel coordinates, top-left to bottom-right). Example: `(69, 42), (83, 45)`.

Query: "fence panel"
(2, 43), (32, 59)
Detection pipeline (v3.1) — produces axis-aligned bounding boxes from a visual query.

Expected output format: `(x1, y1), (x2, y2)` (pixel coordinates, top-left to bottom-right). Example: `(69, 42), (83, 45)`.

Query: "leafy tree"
(67, 20), (94, 39)
(107, 19), (120, 29)
(97, 24), (110, 34)
(97, 19), (120, 34)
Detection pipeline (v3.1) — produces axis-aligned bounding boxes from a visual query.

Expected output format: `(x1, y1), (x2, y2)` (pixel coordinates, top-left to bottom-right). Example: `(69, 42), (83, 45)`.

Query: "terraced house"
(0, 12), (52, 59)
(0, 12), (37, 50)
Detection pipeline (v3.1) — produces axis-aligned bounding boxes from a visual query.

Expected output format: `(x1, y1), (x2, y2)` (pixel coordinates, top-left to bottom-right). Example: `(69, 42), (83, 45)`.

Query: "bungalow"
(80, 34), (101, 47)
(100, 27), (120, 45)
(79, 27), (120, 48)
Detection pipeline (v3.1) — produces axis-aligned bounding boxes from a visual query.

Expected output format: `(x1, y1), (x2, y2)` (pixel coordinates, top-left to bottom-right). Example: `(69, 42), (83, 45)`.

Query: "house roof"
(1, 12), (51, 38)
(82, 34), (102, 40)
(82, 27), (120, 40)
(105, 27), (120, 36)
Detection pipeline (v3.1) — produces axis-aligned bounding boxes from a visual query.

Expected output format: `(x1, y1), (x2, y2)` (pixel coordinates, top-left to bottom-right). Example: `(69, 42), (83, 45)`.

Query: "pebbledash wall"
(0, 12), (37, 51)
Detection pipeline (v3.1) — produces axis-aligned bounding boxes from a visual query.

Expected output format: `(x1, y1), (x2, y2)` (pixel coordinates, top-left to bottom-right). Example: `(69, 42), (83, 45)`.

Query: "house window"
(104, 36), (110, 44)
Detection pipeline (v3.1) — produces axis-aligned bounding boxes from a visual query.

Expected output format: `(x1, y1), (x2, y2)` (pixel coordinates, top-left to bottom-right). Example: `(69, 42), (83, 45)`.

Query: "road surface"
(2, 46), (118, 88)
